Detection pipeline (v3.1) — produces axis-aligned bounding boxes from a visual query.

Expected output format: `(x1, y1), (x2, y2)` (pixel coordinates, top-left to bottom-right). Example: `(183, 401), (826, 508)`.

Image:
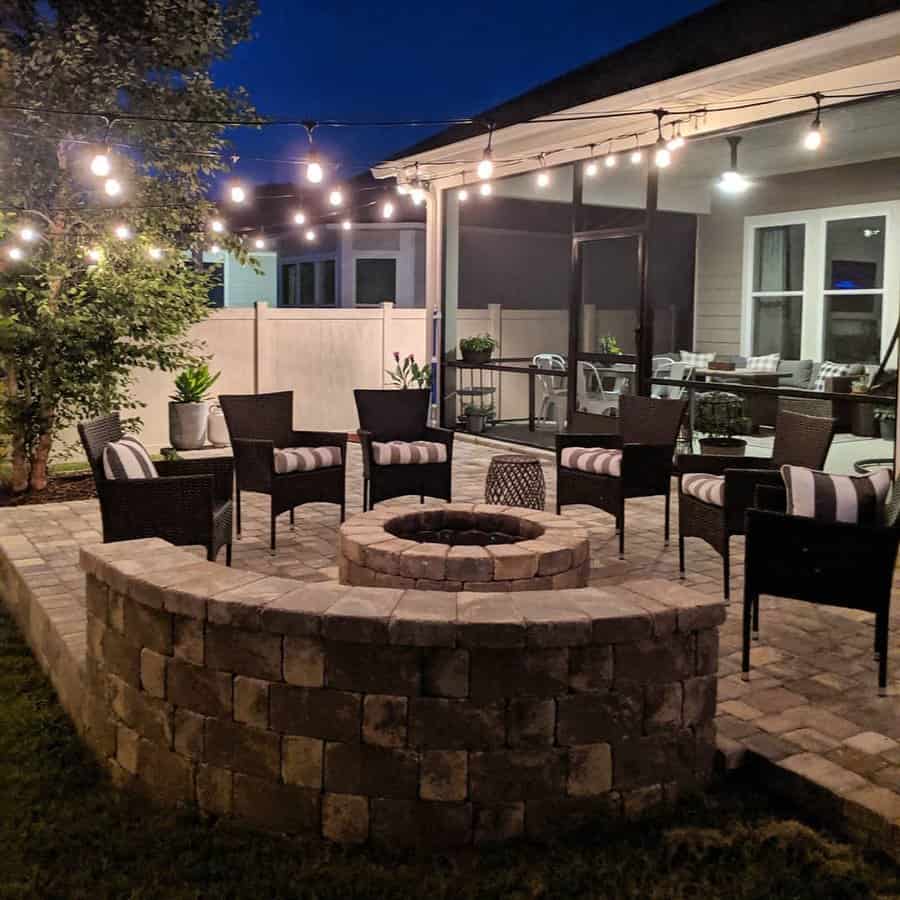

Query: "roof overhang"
(372, 10), (900, 191)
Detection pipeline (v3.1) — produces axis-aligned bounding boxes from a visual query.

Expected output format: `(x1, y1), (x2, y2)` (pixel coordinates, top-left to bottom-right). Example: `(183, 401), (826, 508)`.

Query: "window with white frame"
(280, 259), (336, 306)
(743, 204), (897, 365)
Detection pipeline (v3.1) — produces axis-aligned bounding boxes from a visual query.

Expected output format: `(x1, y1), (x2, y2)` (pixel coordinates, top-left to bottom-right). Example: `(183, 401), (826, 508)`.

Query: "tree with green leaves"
(0, 0), (258, 492)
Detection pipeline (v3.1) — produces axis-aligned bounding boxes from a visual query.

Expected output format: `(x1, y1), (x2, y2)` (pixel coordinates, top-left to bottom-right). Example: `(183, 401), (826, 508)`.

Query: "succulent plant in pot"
(695, 391), (749, 456)
(168, 364), (220, 450)
(459, 333), (497, 365)
(874, 407), (896, 442)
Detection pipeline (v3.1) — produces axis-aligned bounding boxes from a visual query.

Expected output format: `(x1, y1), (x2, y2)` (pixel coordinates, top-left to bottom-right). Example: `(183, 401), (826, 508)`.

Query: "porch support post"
(637, 167), (659, 397)
(566, 161), (584, 429)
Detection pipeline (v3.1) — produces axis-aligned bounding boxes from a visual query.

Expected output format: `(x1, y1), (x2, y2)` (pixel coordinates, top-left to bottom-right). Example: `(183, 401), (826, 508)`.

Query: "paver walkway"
(1, 436), (899, 852)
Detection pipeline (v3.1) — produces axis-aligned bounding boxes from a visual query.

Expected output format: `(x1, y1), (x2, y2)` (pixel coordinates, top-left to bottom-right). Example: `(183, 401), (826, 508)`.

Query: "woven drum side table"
(485, 454), (546, 510)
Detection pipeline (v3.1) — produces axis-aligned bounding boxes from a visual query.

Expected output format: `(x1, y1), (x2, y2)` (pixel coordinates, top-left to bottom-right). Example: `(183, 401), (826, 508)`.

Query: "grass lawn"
(2, 608), (900, 899)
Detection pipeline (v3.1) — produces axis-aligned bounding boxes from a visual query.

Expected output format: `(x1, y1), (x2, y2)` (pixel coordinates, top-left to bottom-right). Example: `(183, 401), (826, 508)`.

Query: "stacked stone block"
(79, 538), (724, 848)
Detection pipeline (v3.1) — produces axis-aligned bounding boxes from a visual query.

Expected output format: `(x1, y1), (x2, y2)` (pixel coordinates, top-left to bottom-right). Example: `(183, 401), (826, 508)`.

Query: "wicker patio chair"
(78, 413), (234, 564)
(219, 391), (347, 552)
(744, 479), (900, 694)
(354, 389), (453, 510)
(556, 395), (688, 557)
(677, 409), (835, 600)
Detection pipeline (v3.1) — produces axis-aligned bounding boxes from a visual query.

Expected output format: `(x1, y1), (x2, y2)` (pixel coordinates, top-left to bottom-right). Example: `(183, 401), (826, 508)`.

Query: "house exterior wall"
(694, 157), (900, 356)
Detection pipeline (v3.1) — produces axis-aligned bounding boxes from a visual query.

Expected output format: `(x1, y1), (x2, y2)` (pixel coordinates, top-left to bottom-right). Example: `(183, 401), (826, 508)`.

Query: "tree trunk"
(29, 429), (53, 492)
(9, 431), (29, 493)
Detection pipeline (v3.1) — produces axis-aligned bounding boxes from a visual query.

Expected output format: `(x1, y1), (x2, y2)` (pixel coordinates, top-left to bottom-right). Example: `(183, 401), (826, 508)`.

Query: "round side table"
(485, 454), (546, 510)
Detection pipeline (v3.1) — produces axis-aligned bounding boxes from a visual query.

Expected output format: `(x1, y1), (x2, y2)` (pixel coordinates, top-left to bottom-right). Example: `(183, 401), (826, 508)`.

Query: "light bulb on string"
(148, 247), (163, 260)
(210, 244), (221, 254)
(306, 157), (324, 184)
(411, 185), (425, 205)
(114, 224), (131, 240)
(397, 183), (409, 195)
(654, 139), (671, 168)
(477, 148), (494, 181)
(342, 220), (352, 231)
(90, 152), (111, 177)
(293, 211), (306, 225)
(304, 229), (316, 242)
(666, 123), (685, 152)
(86, 247), (103, 263)
(382, 201), (395, 219)
(19, 226), (37, 242)
(629, 136), (643, 165)
(458, 187), (469, 202)
(605, 153), (617, 169)
(254, 237), (266, 249)
(535, 155), (550, 188)
(210, 219), (225, 233)
(804, 97), (823, 150)
(230, 185), (246, 204)
(104, 178), (122, 197)
(329, 189), (343, 207)
(717, 136), (750, 194)
(7, 246), (23, 261)
(479, 182), (492, 197)
(584, 144), (598, 177)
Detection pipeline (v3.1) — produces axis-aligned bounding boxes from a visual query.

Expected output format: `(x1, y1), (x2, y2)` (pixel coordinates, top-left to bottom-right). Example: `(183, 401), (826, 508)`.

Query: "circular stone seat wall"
(78, 536), (725, 849)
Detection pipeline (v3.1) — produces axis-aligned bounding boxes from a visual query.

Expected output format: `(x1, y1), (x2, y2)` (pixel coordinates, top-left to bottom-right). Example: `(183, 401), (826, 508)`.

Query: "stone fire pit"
(339, 504), (590, 591)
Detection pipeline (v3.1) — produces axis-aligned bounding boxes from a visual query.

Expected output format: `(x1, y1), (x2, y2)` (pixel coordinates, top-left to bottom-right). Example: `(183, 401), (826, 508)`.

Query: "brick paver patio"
(1, 435), (900, 850)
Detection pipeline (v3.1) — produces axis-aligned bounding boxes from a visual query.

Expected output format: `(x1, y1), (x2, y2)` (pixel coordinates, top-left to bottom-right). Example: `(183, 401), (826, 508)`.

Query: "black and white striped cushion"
(781, 465), (892, 525)
(102, 436), (158, 480)
(681, 473), (725, 507)
(273, 446), (342, 474)
(372, 440), (447, 465)
(560, 447), (623, 477)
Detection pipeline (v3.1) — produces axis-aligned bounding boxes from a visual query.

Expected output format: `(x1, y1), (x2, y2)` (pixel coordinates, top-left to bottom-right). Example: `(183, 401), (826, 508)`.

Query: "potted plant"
(695, 391), (749, 456)
(464, 403), (494, 434)
(459, 333), (497, 365)
(168, 364), (220, 450)
(596, 334), (622, 355)
(875, 408), (896, 441)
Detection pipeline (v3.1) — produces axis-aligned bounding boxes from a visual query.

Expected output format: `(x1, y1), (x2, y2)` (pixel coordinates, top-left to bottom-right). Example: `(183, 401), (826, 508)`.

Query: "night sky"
(213, 0), (718, 185)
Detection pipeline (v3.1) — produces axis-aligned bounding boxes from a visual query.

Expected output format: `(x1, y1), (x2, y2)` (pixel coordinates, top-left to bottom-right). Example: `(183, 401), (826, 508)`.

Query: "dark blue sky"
(213, 0), (718, 184)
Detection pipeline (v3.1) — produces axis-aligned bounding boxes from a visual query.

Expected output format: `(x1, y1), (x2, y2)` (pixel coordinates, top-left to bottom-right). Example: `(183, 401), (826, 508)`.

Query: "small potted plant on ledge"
(168, 363), (220, 450)
(695, 391), (749, 456)
(464, 402), (495, 434)
(459, 333), (497, 365)
(875, 407), (896, 441)
(596, 334), (622, 356)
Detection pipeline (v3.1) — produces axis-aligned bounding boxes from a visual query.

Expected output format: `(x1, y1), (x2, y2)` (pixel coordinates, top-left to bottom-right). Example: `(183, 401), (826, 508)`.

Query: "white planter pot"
(207, 403), (230, 447)
(169, 401), (208, 450)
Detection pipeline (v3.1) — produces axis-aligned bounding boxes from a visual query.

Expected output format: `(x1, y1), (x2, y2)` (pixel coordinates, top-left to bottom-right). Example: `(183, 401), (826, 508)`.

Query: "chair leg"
(742, 587), (755, 681)
(235, 487), (242, 538)
(877, 610), (888, 696)
(618, 502), (625, 559)
(678, 533), (686, 580)
(270, 514), (277, 555)
(722, 540), (730, 603)
(752, 590), (760, 638)
(420, 494), (425, 504)
(664, 487), (671, 545)
(290, 508), (295, 530)
(362, 479), (369, 513)
(225, 543), (232, 567)
(339, 501), (346, 523)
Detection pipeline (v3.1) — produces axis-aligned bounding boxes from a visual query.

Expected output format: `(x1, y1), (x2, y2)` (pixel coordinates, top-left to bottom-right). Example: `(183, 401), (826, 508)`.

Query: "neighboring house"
(201, 249), (277, 308)
(373, 0), (900, 438)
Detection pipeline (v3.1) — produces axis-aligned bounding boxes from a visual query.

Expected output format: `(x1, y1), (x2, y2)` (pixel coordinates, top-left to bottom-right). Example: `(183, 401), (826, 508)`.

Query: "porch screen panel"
(751, 224), (804, 357)
(823, 216), (885, 364)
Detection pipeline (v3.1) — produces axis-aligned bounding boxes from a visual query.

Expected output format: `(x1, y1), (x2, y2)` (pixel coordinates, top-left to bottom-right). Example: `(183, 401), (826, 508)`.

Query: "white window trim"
(280, 256), (337, 307)
(352, 252), (400, 306)
(741, 201), (899, 365)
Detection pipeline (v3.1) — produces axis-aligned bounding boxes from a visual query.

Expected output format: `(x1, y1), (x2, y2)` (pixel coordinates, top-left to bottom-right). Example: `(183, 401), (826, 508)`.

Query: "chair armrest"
(357, 429), (374, 477)
(556, 433), (622, 452)
(231, 438), (274, 488)
(746, 506), (899, 549)
(289, 430), (349, 453)
(422, 426), (454, 446)
(621, 443), (676, 478)
(676, 453), (775, 477)
(157, 456), (234, 505)
(754, 484), (787, 512)
(723, 468), (783, 519)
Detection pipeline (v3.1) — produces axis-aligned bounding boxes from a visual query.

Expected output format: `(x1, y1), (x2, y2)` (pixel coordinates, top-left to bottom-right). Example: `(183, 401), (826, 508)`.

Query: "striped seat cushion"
(781, 465), (892, 525)
(372, 440), (448, 466)
(681, 473), (725, 507)
(560, 447), (622, 477)
(102, 436), (158, 480)
(273, 446), (343, 474)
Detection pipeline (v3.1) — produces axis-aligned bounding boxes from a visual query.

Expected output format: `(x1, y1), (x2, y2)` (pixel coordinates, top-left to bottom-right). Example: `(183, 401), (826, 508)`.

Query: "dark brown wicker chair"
(219, 391), (347, 552)
(744, 479), (900, 694)
(354, 389), (453, 510)
(78, 413), (233, 564)
(556, 395), (688, 557)
(677, 409), (835, 600)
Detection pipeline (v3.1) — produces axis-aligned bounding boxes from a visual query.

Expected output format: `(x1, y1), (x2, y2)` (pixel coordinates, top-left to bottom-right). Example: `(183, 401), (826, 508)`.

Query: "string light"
(805, 95), (823, 150)
(210, 243), (221, 253)
(104, 178), (121, 197)
(382, 201), (394, 219)
(148, 247), (163, 260)
(477, 137), (494, 180)
(19, 226), (37, 242)
(654, 139), (671, 168)
(458, 187), (469, 201)
(411, 185), (425, 205)
(584, 144), (598, 176)
(397, 183), (409, 195)
(479, 182), (492, 197)
(7, 246), (23, 261)
(535, 155), (550, 188)
(342, 220), (352, 231)
(86, 247), (103, 263)
(254, 237), (266, 249)
(605, 152), (617, 168)
(230, 185), (246, 204)
(114, 224), (131, 239)
(328, 189), (343, 207)
(304, 229), (316, 241)
(293, 211), (306, 225)
(306, 157), (324, 183)
(666, 122), (685, 151)
(90, 152), (110, 177)
(210, 219), (225, 233)
(629, 135), (642, 165)
(717, 136), (750, 194)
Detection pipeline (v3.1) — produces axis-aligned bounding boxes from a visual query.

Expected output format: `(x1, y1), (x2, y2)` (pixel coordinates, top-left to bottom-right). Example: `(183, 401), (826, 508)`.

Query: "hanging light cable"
(804, 94), (824, 150)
